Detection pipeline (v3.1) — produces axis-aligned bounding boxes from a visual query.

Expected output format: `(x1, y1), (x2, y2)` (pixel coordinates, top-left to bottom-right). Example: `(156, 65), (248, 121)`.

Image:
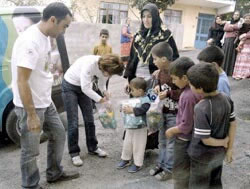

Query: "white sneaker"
(72, 156), (83, 167)
(89, 148), (107, 157)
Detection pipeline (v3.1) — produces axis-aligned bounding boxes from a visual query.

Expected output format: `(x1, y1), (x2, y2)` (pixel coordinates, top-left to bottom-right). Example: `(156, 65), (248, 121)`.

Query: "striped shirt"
(188, 93), (235, 161)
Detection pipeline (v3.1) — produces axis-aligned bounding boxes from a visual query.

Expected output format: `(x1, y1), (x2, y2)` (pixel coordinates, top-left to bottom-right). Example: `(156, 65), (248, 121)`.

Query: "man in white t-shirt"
(11, 3), (79, 189)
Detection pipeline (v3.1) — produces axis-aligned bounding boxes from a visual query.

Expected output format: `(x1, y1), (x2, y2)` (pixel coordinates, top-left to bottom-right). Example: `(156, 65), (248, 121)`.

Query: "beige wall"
(72, 0), (217, 49)
(166, 4), (216, 49)
(64, 22), (122, 64)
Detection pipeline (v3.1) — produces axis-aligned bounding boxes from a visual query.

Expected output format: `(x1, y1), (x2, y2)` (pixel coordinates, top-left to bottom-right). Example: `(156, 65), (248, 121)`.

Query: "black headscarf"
(140, 3), (162, 38)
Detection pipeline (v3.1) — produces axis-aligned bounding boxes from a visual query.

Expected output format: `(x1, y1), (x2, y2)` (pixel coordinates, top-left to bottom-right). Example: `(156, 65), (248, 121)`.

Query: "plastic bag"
(98, 101), (117, 129)
(121, 98), (141, 129)
(147, 88), (158, 102)
(146, 96), (164, 133)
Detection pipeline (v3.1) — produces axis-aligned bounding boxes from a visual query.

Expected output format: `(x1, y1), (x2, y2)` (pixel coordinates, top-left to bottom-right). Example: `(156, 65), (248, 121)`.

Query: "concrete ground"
(1, 50), (250, 189)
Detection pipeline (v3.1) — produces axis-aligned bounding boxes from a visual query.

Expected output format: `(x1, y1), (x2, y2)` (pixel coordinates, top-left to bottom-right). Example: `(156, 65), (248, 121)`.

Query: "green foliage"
(129, 0), (175, 11)
(236, 0), (250, 15)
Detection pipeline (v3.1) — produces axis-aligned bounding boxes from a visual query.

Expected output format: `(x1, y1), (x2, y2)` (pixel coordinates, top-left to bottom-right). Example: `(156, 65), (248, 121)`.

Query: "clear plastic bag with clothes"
(98, 101), (117, 129)
(146, 96), (164, 133)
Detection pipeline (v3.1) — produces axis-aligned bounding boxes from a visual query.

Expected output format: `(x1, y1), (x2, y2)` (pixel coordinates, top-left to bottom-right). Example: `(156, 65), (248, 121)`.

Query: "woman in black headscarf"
(222, 10), (242, 76)
(124, 3), (179, 83)
(123, 2), (179, 156)
(207, 15), (226, 48)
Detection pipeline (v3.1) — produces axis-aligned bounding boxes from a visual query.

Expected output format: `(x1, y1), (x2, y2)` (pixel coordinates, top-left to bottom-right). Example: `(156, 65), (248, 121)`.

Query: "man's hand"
(225, 148), (233, 163)
(123, 105), (133, 114)
(27, 113), (41, 133)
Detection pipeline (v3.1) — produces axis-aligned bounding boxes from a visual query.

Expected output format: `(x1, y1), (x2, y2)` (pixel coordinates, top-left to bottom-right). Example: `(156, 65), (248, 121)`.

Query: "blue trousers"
(62, 79), (98, 158)
(157, 113), (176, 172)
(15, 103), (65, 189)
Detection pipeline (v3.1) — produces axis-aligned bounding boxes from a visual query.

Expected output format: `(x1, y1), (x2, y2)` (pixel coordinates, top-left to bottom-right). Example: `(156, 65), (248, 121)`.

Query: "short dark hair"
(197, 46), (224, 66)
(151, 42), (173, 61)
(169, 57), (195, 78)
(187, 63), (218, 93)
(42, 2), (72, 23)
(100, 29), (109, 36)
(130, 77), (147, 92)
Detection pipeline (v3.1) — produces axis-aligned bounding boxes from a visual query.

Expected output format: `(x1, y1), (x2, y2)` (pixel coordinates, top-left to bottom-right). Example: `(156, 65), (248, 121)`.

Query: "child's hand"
(165, 127), (175, 138)
(225, 148), (233, 163)
(152, 70), (160, 79)
(154, 85), (160, 94)
(123, 105), (133, 114)
(159, 91), (167, 100)
(223, 136), (229, 148)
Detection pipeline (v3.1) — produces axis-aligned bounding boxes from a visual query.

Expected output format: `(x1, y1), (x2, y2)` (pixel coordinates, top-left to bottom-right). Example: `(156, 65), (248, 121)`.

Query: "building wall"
(73, 0), (130, 23)
(166, 4), (216, 48)
(64, 22), (122, 64)
(72, 0), (217, 49)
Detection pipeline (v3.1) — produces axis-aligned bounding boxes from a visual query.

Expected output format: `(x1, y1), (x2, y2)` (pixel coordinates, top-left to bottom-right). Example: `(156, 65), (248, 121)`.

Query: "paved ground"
(1, 50), (250, 189)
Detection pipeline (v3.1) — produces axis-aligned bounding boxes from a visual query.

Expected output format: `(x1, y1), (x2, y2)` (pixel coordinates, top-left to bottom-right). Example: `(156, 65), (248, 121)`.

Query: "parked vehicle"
(0, 7), (70, 146)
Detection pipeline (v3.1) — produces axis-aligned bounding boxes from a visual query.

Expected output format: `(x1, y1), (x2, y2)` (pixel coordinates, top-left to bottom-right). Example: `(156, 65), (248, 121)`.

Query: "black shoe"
(47, 171), (80, 183)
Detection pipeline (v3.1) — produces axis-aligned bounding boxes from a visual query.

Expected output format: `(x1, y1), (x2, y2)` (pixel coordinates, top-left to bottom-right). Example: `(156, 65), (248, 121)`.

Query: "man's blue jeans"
(15, 103), (66, 189)
(62, 79), (98, 158)
(157, 113), (176, 172)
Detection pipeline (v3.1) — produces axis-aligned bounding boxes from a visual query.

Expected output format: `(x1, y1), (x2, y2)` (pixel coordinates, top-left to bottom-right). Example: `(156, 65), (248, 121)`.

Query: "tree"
(235, 0), (250, 15)
(1, 0), (45, 6)
(129, 0), (175, 11)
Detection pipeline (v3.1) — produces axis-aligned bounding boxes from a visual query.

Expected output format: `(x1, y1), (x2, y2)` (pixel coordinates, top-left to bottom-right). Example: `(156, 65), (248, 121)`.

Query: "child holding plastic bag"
(117, 77), (151, 173)
(149, 42), (182, 181)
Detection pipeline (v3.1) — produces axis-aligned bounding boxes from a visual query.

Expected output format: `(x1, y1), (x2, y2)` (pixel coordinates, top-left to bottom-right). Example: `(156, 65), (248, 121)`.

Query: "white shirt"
(11, 24), (53, 108)
(64, 55), (108, 102)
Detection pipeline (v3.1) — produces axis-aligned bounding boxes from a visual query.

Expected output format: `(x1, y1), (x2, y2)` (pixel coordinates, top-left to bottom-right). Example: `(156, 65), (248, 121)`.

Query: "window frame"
(99, 1), (129, 24)
(164, 9), (182, 25)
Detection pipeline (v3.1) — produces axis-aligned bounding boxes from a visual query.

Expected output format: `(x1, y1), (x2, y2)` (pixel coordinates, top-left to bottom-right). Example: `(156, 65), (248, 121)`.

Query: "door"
(195, 13), (214, 49)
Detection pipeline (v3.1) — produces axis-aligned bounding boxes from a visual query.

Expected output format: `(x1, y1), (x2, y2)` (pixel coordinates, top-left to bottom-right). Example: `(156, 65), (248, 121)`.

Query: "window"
(99, 2), (128, 24)
(164, 9), (182, 25)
